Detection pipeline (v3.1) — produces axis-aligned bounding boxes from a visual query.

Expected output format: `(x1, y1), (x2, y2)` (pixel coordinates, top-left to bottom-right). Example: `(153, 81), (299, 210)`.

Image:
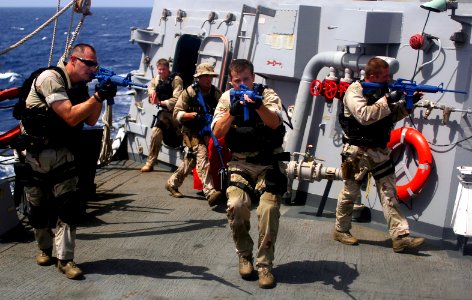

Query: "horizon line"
(0, 6), (152, 8)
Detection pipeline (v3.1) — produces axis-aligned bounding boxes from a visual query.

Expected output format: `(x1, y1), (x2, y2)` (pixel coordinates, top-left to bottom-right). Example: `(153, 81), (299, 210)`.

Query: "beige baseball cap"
(194, 63), (218, 77)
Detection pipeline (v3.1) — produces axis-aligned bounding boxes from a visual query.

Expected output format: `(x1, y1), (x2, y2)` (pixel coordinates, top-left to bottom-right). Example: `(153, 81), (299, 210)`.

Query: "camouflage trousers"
(167, 135), (216, 198)
(335, 144), (409, 238)
(24, 147), (78, 261)
(226, 160), (281, 270)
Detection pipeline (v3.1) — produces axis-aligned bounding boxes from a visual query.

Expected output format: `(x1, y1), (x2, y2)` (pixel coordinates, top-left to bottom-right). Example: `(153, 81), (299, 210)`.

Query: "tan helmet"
(194, 63), (218, 77)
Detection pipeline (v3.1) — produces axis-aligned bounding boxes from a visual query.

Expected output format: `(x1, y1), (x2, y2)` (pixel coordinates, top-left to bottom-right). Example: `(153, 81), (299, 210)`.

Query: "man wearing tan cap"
(165, 63), (223, 206)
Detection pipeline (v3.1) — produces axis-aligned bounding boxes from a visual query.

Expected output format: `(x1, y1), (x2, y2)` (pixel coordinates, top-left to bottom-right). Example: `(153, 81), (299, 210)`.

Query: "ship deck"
(1, 160), (471, 300)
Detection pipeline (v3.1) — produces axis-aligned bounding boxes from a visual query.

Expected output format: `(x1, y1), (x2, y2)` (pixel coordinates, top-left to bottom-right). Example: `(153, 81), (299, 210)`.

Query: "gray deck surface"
(1, 160), (471, 300)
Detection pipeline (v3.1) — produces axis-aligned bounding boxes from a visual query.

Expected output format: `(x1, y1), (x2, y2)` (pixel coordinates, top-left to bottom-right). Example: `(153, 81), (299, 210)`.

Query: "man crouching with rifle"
(334, 57), (425, 252)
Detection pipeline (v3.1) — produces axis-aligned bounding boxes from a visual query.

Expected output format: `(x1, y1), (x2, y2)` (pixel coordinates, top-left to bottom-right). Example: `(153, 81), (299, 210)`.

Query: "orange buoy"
(387, 127), (433, 201)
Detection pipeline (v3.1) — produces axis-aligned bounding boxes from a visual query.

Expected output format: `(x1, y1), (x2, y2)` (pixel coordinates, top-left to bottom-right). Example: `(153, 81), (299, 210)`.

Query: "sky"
(0, 0), (154, 7)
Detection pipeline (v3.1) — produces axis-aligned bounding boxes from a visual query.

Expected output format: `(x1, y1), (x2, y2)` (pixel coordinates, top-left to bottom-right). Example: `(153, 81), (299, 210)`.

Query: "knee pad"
(372, 159), (395, 180)
(263, 167), (287, 196)
(28, 204), (51, 229)
(55, 191), (80, 225)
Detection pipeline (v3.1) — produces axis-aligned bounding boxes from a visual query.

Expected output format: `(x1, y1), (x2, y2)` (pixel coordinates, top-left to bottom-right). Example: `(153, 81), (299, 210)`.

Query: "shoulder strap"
(185, 83), (197, 99)
(34, 66), (68, 104)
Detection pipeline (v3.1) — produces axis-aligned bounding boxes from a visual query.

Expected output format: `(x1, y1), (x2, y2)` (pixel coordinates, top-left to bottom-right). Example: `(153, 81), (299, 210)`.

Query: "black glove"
(229, 100), (243, 116)
(246, 98), (263, 110)
(95, 80), (117, 101)
(413, 91), (423, 104)
(193, 113), (202, 121)
(385, 91), (403, 103)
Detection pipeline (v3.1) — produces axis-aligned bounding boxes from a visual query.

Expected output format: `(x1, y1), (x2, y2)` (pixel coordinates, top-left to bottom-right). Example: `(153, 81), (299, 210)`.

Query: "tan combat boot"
(165, 183), (183, 198)
(258, 267), (276, 289)
(57, 260), (83, 279)
(239, 255), (254, 279)
(36, 247), (53, 266)
(333, 230), (359, 245)
(392, 235), (425, 253)
(207, 191), (222, 206)
(140, 163), (154, 172)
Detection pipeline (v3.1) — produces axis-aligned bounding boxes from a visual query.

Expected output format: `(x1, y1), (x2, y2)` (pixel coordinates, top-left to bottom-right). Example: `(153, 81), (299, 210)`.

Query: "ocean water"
(0, 7), (152, 177)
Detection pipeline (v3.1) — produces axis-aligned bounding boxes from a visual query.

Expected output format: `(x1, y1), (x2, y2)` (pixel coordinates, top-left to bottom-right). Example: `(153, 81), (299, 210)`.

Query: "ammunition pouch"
(13, 162), (33, 186)
(152, 110), (163, 129)
(340, 154), (359, 181)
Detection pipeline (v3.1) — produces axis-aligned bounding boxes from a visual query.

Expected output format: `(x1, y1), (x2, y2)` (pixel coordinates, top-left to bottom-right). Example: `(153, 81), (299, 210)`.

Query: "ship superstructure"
(126, 0), (472, 240)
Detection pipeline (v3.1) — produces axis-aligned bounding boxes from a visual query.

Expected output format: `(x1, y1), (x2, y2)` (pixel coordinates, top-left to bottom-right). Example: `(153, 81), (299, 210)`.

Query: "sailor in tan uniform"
(212, 59), (286, 289)
(165, 63), (223, 206)
(140, 58), (184, 172)
(335, 57), (425, 253)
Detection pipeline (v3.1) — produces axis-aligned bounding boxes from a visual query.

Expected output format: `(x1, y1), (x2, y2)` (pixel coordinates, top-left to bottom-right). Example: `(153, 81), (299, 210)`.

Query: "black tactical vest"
(21, 69), (89, 150)
(155, 73), (177, 101)
(184, 84), (219, 133)
(338, 86), (394, 148)
(226, 86), (285, 154)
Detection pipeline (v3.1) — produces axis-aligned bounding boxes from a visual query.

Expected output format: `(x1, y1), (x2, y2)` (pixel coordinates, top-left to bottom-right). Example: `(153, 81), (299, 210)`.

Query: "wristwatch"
(93, 92), (103, 103)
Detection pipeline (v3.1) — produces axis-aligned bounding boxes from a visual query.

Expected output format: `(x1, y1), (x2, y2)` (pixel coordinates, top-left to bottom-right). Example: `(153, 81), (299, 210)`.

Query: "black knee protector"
(28, 204), (51, 229)
(186, 151), (196, 160)
(264, 167), (288, 196)
(55, 191), (81, 225)
(372, 159), (395, 180)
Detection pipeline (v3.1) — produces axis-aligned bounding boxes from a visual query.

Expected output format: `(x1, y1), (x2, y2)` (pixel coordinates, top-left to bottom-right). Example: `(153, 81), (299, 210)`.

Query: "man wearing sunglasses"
(19, 43), (117, 280)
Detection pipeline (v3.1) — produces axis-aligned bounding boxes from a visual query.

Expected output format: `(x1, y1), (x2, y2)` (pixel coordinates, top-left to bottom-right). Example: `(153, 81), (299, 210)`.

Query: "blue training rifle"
(229, 83), (263, 121)
(362, 78), (467, 110)
(94, 66), (148, 105)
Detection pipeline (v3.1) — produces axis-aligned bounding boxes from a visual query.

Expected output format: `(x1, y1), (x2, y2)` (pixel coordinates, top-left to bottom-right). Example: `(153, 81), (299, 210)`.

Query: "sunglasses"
(73, 56), (98, 67)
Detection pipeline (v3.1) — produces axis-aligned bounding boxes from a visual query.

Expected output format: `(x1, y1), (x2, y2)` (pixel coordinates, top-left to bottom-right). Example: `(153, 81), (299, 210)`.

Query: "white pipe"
(285, 51), (399, 153)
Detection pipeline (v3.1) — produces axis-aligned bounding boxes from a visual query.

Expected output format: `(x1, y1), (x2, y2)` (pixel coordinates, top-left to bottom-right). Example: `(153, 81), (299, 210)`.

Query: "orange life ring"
(0, 125), (21, 148)
(387, 127), (433, 201)
(0, 87), (21, 148)
(0, 87), (20, 102)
